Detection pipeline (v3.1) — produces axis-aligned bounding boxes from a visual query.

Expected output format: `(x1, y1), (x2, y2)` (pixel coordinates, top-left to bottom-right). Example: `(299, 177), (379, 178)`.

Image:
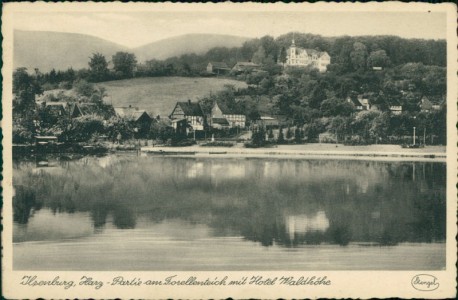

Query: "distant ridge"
(133, 33), (250, 61)
(14, 30), (128, 72)
(13, 30), (250, 72)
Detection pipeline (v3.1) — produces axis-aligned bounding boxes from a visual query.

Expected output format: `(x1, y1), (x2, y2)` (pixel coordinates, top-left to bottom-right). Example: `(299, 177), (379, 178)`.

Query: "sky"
(13, 10), (446, 48)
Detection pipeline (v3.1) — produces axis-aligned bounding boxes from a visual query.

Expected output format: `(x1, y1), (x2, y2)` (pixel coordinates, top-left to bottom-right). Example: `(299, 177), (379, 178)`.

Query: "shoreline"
(141, 144), (446, 162)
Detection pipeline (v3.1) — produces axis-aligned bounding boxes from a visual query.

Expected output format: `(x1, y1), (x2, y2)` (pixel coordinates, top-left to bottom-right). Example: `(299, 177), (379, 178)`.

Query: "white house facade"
(285, 39), (331, 72)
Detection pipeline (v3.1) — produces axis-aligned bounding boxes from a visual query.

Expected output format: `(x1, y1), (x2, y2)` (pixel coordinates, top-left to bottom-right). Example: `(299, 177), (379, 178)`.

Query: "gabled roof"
(347, 96), (362, 106)
(45, 102), (68, 110)
(208, 62), (230, 69)
(233, 62), (260, 68)
(293, 47), (328, 58)
(388, 99), (402, 106)
(175, 101), (204, 117)
(304, 49), (321, 56)
(420, 97), (433, 110)
(70, 103), (83, 117)
(114, 106), (151, 122)
(76, 103), (99, 115)
(214, 100), (244, 115)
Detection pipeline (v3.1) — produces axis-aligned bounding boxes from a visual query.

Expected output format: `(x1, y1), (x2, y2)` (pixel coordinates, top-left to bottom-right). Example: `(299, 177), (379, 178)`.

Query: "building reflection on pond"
(13, 156), (446, 247)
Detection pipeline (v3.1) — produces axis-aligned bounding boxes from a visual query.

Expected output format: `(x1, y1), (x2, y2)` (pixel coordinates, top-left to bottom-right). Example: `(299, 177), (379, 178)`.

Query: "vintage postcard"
(2, 2), (457, 299)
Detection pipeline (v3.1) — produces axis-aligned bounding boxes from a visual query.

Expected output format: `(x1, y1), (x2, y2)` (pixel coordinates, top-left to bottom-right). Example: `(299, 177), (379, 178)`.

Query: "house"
(70, 102), (116, 119)
(169, 100), (205, 131)
(170, 118), (189, 136)
(210, 100), (246, 129)
(357, 95), (371, 110)
(70, 103), (98, 118)
(346, 96), (364, 110)
(285, 39), (331, 72)
(231, 62), (261, 74)
(389, 100), (403, 115)
(114, 105), (154, 137)
(42, 102), (69, 117)
(211, 117), (231, 129)
(114, 106), (153, 123)
(256, 116), (280, 128)
(369, 104), (381, 112)
(206, 62), (230, 75)
(419, 97), (433, 113)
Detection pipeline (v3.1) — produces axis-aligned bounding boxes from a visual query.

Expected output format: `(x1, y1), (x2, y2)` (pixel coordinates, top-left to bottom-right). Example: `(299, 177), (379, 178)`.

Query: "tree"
(277, 126), (285, 144)
(286, 126), (293, 139)
(249, 126), (267, 147)
(350, 42), (368, 71)
(369, 112), (390, 142)
(74, 79), (95, 98)
(367, 50), (390, 68)
(294, 127), (302, 144)
(351, 111), (380, 142)
(88, 53), (109, 82)
(268, 128), (274, 139)
(13, 68), (43, 115)
(251, 46), (267, 65)
(329, 116), (350, 142)
(112, 52), (137, 78)
(278, 46), (287, 64)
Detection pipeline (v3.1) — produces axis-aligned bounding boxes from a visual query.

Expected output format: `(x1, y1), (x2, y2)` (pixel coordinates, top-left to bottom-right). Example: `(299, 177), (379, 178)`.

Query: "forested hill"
(274, 32), (446, 67)
(13, 30), (249, 72)
(13, 30), (128, 72)
(134, 33), (250, 62)
(134, 32), (446, 78)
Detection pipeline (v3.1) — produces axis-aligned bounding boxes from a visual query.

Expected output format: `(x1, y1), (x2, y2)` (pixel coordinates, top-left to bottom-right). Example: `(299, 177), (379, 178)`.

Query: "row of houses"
(206, 61), (262, 75)
(207, 39), (332, 75)
(169, 99), (248, 134)
(38, 101), (154, 127)
(346, 95), (443, 115)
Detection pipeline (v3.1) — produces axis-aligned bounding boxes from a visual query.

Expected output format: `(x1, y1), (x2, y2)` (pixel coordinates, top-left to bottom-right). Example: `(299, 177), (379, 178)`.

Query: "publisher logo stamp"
(411, 274), (439, 291)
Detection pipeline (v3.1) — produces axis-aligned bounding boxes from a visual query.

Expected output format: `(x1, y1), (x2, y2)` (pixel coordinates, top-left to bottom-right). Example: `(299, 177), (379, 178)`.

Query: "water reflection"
(13, 155), (446, 247)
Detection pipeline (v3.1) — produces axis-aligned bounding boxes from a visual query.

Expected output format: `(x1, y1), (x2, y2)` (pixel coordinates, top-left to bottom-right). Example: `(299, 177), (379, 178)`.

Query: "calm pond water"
(13, 154), (446, 270)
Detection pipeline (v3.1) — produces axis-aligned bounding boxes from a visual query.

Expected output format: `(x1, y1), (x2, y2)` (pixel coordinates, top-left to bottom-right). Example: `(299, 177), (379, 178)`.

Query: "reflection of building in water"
(97, 156), (114, 168)
(358, 179), (369, 194)
(210, 162), (246, 187)
(285, 211), (330, 240)
(187, 162), (204, 178)
(185, 161), (246, 186)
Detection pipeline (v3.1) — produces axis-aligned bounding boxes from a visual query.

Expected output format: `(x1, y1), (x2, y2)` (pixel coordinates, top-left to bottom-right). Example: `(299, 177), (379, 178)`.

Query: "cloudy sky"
(13, 10), (446, 48)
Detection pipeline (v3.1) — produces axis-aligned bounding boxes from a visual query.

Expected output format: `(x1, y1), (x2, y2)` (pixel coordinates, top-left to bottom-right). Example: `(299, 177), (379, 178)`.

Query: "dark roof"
(212, 117), (230, 125)
(176, 101), (204, 116)
(347, 96), (362, 106)
(209, 62), (230, 69)
(233, 62), (260, 68)
(79, 103), (98, 115)
(388, 99), (402, 106)
(45, 102), (68, 109)
(214, 100), (244, 115)
(420, 97), (432, 109)
(114, 107), (152, 122)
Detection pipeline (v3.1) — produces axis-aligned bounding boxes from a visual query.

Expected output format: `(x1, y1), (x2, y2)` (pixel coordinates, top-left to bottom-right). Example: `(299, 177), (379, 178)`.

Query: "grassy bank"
(141, 143), (446, 161)
(98, 76), (247, 115)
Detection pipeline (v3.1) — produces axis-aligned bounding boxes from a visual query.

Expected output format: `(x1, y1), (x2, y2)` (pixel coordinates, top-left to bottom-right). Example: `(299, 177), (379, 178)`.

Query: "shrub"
(58, 81), (73, 90)
(244, 140), (276, 148)
(201, 141), (234, 147)
(170, 138), (196, 147)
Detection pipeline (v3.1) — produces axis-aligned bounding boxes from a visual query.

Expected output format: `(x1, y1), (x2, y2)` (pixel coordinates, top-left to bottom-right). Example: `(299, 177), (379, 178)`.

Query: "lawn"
(98, 77), (248, 116)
